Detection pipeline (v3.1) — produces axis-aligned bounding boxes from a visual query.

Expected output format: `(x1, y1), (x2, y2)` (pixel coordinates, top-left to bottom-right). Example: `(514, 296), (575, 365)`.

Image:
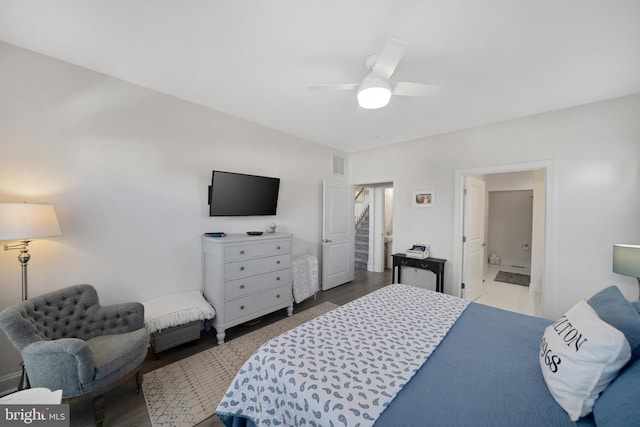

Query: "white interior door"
(462, 175), (486, 300)
(322, 179), (355, 290)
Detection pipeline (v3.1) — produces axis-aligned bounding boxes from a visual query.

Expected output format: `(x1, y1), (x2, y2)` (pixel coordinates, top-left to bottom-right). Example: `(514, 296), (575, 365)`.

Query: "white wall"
(350, 94), (640, 320)
(0, 42), (344, 387)
(485, 171), (533, 191)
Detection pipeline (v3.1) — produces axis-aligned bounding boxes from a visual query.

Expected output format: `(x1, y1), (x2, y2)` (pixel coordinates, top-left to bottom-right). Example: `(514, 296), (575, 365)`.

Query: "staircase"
(355, 209), (369, 270)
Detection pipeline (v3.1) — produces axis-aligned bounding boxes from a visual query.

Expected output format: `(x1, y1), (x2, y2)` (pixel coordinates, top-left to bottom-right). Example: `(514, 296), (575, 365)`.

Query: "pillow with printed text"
(539, 300), (631, 421)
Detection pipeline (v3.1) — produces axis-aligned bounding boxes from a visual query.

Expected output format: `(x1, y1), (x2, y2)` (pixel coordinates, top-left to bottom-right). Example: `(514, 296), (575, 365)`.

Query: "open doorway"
(354, 182), (394, 273)
(476, 172), (542, 316)
(453, 161), (556, 318)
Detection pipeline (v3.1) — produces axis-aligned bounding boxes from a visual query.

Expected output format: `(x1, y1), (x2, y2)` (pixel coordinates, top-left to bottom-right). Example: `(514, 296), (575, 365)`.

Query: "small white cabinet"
(202, 233), (293, 344)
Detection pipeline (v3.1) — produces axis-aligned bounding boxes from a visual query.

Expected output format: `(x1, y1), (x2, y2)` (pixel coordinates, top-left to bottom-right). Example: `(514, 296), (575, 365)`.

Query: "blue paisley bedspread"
(216, 284), (469, 427)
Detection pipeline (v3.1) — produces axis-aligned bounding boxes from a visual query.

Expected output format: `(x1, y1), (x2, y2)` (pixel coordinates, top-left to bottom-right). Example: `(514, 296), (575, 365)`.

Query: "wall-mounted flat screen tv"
(208, 170), (280, 216)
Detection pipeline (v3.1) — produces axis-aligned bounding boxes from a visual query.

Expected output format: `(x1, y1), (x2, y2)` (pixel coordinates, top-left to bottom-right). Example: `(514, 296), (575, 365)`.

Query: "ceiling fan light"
(357, 79), (392, 109)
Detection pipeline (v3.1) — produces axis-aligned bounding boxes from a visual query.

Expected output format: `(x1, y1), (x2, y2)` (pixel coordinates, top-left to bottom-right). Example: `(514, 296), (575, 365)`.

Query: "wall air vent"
(332, 154), (345, 176)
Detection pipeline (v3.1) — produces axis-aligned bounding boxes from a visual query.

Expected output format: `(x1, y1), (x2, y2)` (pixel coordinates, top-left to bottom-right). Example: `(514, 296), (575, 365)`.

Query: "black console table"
(391, 253), (446, 293)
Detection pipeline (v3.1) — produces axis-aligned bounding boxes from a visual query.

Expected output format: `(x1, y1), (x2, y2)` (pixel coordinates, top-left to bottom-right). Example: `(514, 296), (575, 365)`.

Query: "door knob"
(323, 239), (332, 243)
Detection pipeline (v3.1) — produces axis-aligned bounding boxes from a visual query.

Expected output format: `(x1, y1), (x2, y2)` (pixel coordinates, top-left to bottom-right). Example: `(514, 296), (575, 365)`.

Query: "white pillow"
(539, 300), (631, 421)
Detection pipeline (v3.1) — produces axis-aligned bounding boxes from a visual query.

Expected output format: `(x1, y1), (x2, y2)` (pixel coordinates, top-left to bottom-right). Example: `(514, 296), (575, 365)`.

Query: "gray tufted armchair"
(0, 284), (149, 425)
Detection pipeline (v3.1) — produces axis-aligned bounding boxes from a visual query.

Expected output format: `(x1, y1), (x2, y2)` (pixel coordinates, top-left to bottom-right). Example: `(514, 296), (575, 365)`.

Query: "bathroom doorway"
(453, 160), (554, 318)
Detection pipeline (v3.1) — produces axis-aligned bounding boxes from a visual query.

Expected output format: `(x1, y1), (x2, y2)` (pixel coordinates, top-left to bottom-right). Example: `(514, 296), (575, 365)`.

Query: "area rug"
(143, 302), (338, 427)
(495, 270), (530, 286)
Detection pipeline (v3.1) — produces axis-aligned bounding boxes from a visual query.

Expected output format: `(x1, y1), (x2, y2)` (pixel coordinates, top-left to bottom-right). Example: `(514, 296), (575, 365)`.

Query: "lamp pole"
(3, 240), (34, 390)
(4, 240), (32, 301)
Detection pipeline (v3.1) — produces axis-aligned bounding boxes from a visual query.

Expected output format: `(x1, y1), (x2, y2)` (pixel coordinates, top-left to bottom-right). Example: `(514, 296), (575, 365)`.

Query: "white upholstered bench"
(143, 291), (216, 353)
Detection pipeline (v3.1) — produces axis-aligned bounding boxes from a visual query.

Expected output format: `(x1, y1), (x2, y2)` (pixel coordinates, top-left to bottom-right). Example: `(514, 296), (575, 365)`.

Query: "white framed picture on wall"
(412, 190), (436, 208)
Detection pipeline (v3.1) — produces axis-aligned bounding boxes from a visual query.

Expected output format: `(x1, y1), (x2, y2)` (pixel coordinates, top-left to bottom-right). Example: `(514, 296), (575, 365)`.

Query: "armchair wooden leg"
(93, 395), (105, 427)
(135, 371), (143, 393)
(18, 363), (30, 390)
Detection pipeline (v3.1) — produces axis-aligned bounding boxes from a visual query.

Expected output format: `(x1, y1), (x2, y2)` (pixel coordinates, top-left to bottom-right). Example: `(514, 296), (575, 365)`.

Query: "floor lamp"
(0, 202), (61, 390)
(0, 202), (62, 301)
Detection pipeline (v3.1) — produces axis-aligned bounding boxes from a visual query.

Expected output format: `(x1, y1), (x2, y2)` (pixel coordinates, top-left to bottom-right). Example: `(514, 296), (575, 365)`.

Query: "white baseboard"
(0, 371), (20, 397)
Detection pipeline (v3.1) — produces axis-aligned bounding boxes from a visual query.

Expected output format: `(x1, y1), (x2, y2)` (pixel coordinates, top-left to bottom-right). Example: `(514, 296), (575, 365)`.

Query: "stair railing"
(354, 187), (369, 229)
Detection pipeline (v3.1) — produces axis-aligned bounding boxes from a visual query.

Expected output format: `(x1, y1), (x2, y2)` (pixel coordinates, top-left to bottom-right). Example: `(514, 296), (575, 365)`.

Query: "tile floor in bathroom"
(474, 262), (542, 317)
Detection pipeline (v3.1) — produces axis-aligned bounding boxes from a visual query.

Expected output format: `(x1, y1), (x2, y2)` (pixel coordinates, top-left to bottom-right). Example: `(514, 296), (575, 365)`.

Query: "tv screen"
(208, 170), (280, 216)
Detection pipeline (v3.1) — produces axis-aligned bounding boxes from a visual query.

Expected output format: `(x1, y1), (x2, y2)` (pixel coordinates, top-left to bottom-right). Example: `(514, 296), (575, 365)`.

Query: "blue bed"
(217, 284), (640, 427)
(375, 302), (594, 427)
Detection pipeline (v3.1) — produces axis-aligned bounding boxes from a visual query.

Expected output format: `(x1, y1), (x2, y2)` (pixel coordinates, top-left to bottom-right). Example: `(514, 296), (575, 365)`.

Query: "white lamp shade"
(0, 203), (62, 241)
(357, 76), (392, 109)
(613, 244), (640, 278)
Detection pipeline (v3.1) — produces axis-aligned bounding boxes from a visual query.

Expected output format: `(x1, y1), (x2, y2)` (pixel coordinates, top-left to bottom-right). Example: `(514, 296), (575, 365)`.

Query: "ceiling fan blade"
(371, 38), (407, 80)
(308, 83), (359, 91)
(393, 81), (442, 97)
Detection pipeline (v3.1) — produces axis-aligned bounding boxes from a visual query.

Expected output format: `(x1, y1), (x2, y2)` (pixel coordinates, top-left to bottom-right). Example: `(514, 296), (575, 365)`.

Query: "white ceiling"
(1, 1), (639, 152)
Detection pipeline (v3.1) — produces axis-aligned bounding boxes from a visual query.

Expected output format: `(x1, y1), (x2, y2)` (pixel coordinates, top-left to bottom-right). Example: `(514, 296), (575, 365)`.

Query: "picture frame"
(412, 190), (436, 208)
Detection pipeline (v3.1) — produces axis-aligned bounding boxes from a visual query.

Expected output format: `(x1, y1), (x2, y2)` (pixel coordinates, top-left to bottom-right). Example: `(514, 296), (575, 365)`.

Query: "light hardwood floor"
(70, 266), (538, 426)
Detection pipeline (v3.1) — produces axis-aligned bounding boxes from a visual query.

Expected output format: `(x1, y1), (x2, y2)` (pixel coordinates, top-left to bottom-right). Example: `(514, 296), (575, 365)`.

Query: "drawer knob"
(276, 277), (280, 281)
(276, 246), (281, 250)
(276, 260), (281, 264)
(240, 305), (245, 310)
(276, 294), (280, 298)
(240, 250), (245, 255)
(240, 284), (245, 289)
(240, 266), (245, 271)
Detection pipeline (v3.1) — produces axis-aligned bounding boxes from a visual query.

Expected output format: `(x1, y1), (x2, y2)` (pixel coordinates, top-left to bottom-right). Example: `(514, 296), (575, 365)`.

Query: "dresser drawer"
(224, 240), (290, 261)
(225, 285), (291, 323)
(224, 254), (290, 280)
(224, 269), (291, 300)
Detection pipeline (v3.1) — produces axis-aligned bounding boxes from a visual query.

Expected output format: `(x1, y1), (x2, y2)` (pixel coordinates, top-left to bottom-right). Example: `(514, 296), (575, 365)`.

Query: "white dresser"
(202, 232), (293, 344)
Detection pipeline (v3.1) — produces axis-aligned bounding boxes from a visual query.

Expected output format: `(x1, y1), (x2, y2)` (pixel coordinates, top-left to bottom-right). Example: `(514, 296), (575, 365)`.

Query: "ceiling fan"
(309, 38), (442, 109)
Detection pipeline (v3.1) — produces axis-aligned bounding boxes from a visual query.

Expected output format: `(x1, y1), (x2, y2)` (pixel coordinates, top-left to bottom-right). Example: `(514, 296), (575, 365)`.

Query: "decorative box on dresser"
(202, 232), (293, 344)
